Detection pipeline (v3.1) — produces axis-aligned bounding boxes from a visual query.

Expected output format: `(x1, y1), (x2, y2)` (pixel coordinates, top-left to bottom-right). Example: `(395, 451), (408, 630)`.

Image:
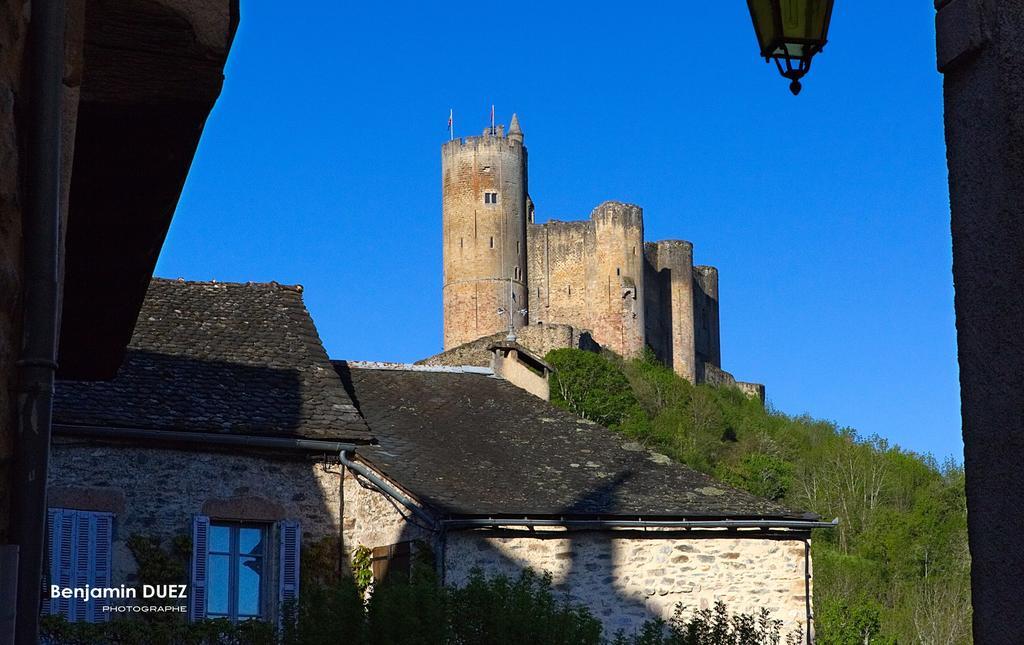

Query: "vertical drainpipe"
(12, 1), (66, 643)
(804, 538), (813, 644)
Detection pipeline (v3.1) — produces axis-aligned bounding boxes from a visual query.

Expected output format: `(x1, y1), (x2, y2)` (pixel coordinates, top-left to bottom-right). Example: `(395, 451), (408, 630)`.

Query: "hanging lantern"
(747, 0), (835, 95)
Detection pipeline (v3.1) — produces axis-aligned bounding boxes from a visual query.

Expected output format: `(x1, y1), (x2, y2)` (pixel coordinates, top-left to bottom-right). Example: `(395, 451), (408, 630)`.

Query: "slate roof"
(335, 362), (814, 520)
(55, 279), (370, 441)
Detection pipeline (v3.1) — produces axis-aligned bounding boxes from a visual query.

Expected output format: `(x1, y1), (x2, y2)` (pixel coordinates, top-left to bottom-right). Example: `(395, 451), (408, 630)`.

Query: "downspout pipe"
(13, 2), (66, 644)
(338, 451), (438, 530)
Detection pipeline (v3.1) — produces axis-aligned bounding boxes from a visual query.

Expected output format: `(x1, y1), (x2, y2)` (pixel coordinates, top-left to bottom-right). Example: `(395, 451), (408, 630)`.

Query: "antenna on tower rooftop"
(500, 278), (526, 342)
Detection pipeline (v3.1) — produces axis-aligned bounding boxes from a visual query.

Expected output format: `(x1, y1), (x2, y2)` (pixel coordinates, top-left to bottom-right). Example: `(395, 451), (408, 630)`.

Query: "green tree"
(547, 348), (641, 428)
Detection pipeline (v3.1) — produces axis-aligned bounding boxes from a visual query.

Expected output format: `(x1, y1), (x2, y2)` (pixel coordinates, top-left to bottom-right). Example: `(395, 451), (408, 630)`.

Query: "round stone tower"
(441, 114), (529, 350)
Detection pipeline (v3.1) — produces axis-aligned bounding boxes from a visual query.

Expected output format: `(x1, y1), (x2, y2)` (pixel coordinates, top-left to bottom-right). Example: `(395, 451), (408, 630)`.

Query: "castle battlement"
(442, 134), (522, 152)
(440, 114), (755, 389)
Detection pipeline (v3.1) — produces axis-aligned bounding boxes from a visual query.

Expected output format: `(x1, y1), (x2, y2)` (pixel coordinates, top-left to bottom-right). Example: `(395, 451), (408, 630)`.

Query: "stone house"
(50, 279), (371, 623)
(48, 278), (829, 639)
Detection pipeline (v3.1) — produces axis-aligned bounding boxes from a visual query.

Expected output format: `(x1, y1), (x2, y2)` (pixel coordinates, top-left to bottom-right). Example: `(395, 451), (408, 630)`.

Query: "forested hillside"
(545, 348), (971, 644)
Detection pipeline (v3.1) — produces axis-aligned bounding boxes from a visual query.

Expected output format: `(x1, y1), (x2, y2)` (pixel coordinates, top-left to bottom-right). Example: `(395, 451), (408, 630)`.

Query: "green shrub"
(445, 569), (603, 645)
(615, 601), (802, 645)
(546, 348), (641, 428)
(716, 453), (794, 502)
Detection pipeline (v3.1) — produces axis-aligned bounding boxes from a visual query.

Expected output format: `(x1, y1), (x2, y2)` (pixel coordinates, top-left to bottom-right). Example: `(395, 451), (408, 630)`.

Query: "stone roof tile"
(335, 362), (812, 520)
(55, 278), (370, 441)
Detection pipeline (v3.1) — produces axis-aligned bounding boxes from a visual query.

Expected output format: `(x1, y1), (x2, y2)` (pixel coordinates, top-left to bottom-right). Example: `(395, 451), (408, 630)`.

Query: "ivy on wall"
(351, 545), (373, 597)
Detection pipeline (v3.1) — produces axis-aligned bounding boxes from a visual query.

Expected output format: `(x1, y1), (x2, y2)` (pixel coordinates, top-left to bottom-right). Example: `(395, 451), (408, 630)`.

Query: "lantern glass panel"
(747, 0), (778, 54)
(780, 0), (831, 42)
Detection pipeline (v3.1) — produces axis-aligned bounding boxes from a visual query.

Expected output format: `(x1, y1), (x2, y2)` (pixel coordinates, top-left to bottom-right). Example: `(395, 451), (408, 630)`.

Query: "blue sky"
(157, 1), (961, 461)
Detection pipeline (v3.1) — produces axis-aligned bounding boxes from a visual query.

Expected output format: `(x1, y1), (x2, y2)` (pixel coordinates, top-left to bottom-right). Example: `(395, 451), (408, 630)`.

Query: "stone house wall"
(0, 0), (86, 543)
(0, 0), (25, 542)
(443, 528), (811, 642)
(341, 466), (433, 562)
(48, 441), (344, 588)
(336, 477), (813, 640)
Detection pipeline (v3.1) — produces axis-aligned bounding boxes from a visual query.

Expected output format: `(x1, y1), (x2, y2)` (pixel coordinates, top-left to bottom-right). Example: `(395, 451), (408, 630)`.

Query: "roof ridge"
(336, 360), (494, 375)
(151, 276), (305, 292)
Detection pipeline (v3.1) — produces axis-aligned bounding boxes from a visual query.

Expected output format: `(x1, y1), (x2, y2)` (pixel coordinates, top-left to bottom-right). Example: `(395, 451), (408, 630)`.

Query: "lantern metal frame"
(747, 0), (835, 95)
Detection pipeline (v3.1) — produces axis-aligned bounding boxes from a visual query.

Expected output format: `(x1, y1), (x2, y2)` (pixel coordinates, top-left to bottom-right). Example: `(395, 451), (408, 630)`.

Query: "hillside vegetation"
(545, 348), (971, 645)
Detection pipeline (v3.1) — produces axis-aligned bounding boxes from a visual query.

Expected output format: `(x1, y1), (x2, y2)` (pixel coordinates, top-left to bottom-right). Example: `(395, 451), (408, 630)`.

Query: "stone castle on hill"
(437, 114), (764, 398)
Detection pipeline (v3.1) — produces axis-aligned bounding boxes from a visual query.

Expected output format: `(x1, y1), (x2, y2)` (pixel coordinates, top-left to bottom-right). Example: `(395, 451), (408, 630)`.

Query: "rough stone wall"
(644, 240), (697, 382)
(442, 133), (528, 350)
(527, 219), (592, 333)
(444, 529), (811, 641)
(936, 1), (1024, 637)
(703, 364), (766, 403)
(527, 203), (646, 361)
(341, 466), (433, 562)
(692, 266), (721, 372)
(0, 0), (28, 543)
(0, 0), (85, 542)
(736, 382), (766, 404)
(48, 441), (343, 586)
(591, 203), (646, 359)
(420, 323), (597, 368)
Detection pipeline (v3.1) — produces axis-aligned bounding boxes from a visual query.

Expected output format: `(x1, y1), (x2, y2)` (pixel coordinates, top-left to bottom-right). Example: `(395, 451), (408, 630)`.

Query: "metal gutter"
(338, 451), (439, 530)
(334, 450), (837, 535)
(52, 424), (358, 454)
(12, 2), (67, 642)
(440, 517), (839, 531)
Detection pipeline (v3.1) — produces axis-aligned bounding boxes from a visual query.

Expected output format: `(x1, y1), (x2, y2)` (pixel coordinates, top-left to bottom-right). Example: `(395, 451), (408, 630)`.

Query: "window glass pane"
(209, 525), (230, 553)
(207, 554), (230, 615)
(238, 556), (262, 616)
(239, 528), (263, 556)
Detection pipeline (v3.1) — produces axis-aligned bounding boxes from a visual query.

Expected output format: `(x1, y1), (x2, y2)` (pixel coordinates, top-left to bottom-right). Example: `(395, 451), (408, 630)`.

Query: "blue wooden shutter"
(189, 515), (210, 621)
(42, 508), (62, 616)
(71, 512), (91, 621)
(89, 513), (113, 623)
(54, 510), (75, 618)
(278, 520), (300, 608)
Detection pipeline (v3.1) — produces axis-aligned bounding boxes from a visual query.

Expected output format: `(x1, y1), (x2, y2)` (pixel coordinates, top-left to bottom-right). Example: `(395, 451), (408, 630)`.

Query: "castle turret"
(441, 118), (529, 350)
(508, 113), (523, 144)
(591, 202), (646, 358)
(644, 240), (697, 382)
(693, 265), (721, 370)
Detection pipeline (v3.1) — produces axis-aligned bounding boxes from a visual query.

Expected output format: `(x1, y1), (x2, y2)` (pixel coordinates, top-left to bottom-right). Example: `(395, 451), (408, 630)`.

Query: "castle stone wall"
(442, 133), (528, 349)
(526, 203), (646, 360)
(693, 265), (721, 373)
(441, 118), (760, 392)
(644, 240), (697, 382)
(527, 219), (591, 329)
(592, 202), (646, 359)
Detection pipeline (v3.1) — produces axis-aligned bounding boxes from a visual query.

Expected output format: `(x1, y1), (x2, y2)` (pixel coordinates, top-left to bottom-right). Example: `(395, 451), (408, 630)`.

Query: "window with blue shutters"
(43, 508), (114, 623)
(278, 520), (300, 609)
(190, 516), (300, 623)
